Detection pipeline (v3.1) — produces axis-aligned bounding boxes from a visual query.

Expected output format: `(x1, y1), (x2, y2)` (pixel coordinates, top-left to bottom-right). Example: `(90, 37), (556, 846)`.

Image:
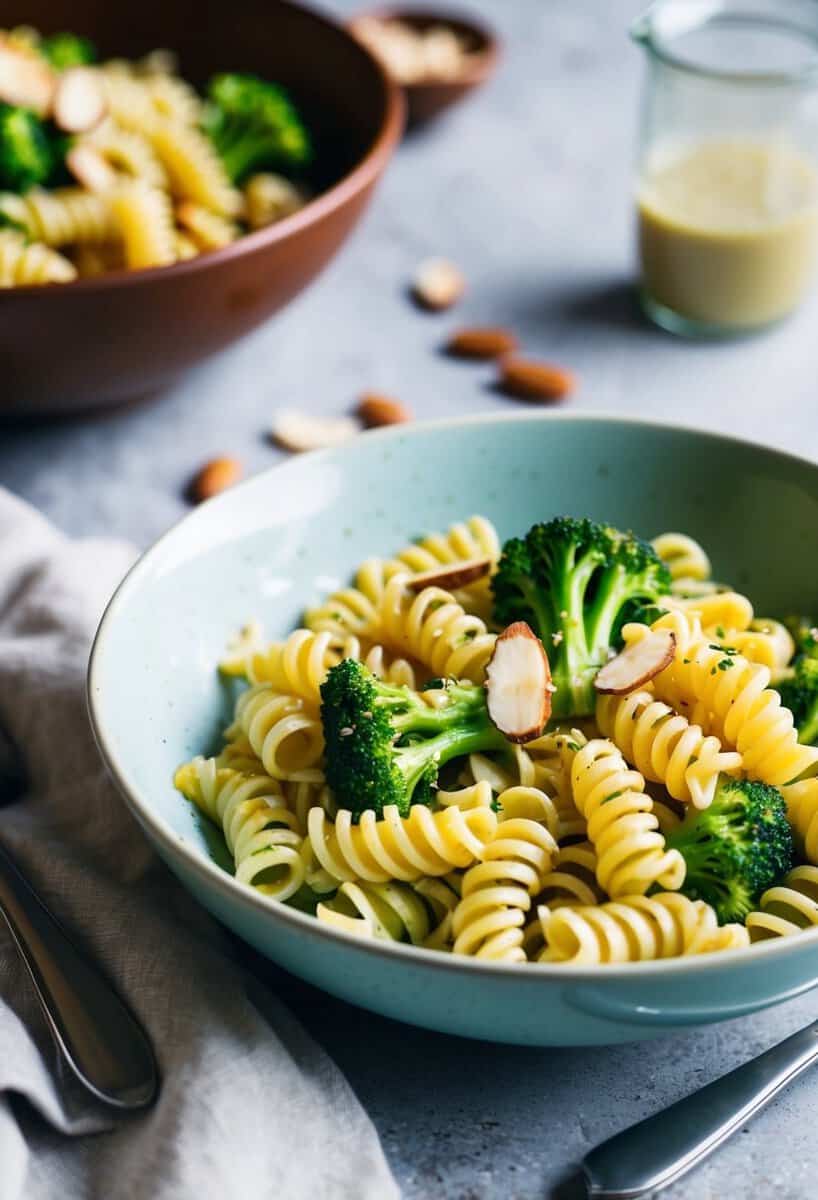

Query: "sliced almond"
(499, 356), (575, 402)
(357, 393), (412, 427)
(52, 67), (107, 133)
(0, 39), (56, 113)
(66, 143), (117, 193)
(407, 558), (492, 593)
(271, 410), (360, 453)
(594, 629), (676, 695)
(412, 257), (465, 311)
(446, 326), (519, 359)
(485, 621), (552, 743)
(188, 456), (242, 503)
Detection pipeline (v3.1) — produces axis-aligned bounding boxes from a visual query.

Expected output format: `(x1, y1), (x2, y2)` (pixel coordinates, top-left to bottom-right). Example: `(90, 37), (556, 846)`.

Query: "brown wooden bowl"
(351, 7), (499, 127)
(0, 0), (404, 417)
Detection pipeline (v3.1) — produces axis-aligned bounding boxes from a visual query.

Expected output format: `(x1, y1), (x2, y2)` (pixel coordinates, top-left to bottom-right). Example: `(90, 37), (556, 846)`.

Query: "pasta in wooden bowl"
(0, 0), (402, 415)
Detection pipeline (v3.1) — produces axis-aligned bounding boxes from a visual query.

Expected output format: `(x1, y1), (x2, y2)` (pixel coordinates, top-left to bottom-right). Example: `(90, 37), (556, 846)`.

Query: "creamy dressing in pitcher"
(638, 139), (818, 329)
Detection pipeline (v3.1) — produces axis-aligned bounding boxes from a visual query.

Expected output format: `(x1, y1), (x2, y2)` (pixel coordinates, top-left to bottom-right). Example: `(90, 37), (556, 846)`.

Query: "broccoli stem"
(396, 717), (508, 796)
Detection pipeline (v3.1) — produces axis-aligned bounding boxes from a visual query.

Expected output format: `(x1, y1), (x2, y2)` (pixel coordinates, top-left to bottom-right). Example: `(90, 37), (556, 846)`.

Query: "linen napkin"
(0, 487), (399, 1200)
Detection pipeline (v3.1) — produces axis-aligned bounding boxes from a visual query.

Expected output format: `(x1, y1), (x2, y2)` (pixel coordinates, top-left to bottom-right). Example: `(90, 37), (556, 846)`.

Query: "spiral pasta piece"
(539, 841), (603, 907)
(229, 684), (325, 782)
(652, 532), (712, 586)
(149, 121), (241, 216)
(317, 880), (433, 943)
(175, 201), (239, 250)
(596, 689), (742, 809)
(109, 182), (176, 268)
(570, 739), (686, 897)
(452, 817), (559, 961)
(0, 232), (76, 285)
(306, 803), (498, 884)
(377, 574), (496, 683)
(304, 516), (500, 639)
(244, 172), (308, 228)
(538, 893), (748, 964)
(145, 73), (203, 124)
(0, 188), (115, 246)
(746, 866), (818, 941)
(85, 121), (168, 187)
(174, 756), (305, 901)
(778, 778), (818, 866)
(624, 617), (818, 785)
(413, 876), (461, 949)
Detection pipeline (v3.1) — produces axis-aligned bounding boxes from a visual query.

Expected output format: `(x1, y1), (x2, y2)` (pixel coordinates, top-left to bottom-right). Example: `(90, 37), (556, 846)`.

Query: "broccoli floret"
(0, 103), (59, 191)
(779, 656), (818, 746)
(665, 776), (794, 924)
(320, 658), (507, 819)
(491, 517), (671, 718)
(40, 32), (97, 69)
(783, 616), (818, 661)
(202, 73), (312, 184)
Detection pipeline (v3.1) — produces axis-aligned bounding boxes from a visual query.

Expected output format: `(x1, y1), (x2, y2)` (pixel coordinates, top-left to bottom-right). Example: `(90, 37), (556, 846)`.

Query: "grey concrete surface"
(3, 1), (818, 1196)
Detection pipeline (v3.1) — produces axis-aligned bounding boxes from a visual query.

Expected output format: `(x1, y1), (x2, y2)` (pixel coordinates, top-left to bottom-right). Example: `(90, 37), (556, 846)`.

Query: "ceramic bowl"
(352, 7), (499, 125)
(0, 0), (403, 418)
(89, 413), (818, 1046)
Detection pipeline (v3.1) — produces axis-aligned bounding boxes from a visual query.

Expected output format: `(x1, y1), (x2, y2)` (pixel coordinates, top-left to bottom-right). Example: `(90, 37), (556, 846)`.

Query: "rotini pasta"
(317, 880), (435, 944)
(149, 121), (242, 217)
(109, 182), (176, 269)
(746, 866), (818, 941)
(244, 172), (308, 229)
(377, 574), (496, 683)
(175, 756), (305, 901)
(0, 231), (76, 285)
(596, 689), (742, 809)
(624, 614), (818, 785)
(570, 739), (686, 896)
(452, 814), (559, 961)
(0, 187), (114, 245)
(228, 683), (325, 782)
(538, 893), (748, 964)
(85, 120), (168, 187)
(175, 201), (240, 250)
(305, 802), (498, 884)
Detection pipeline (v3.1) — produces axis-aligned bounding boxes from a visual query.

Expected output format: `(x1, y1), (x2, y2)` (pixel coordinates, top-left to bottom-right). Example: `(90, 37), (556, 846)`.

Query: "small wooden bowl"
(352, 7), (499, 126)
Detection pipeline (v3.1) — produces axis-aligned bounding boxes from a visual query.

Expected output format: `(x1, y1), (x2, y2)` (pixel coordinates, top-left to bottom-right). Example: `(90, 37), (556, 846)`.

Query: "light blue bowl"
(88, 413), (818, 1045)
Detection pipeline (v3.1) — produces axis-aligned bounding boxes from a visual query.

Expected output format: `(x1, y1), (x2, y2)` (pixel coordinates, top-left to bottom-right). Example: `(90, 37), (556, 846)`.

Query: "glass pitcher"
(632, 0), (818, 336)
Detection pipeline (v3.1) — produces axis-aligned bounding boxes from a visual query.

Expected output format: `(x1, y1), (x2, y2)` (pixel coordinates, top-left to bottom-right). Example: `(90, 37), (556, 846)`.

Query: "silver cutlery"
(583, 1017), (818, 1198)
(0, 839), (158, 1111)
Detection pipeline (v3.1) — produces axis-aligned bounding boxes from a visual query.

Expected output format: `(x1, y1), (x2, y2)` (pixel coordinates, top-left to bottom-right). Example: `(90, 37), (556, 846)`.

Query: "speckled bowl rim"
(88, 411), (818, 982)
(0, 0), (405, 297)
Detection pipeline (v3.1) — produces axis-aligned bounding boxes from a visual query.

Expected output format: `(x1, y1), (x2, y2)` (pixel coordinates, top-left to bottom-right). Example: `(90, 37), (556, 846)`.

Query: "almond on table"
(357, 393), (412, 427)
(486, 621), (553, 742)
(271, 410), (360, 453)
(446, 326), (519, 359)
(499, 356), (576, 401)
(189, 456), (242, 503)
(412, 257), (466, 311)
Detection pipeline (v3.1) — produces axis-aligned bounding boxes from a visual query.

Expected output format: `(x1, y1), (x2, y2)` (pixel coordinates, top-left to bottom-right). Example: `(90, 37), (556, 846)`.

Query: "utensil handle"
(0, 840), (158, 1110)
(582, 1020), (818, 1199)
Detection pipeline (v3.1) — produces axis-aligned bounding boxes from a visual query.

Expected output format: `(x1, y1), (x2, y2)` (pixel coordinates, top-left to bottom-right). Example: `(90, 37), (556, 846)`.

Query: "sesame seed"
(552, 631), (564, 646)
(340, 726), (353, 737)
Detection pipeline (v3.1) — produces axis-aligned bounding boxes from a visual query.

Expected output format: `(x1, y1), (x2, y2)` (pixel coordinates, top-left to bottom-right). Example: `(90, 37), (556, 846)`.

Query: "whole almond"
(189, 457), (242, 503)
(412, 257), (465, 311)
(358, 393), (412, 427)
(499, 356), (575, 402)
(446, 326), (519, 359)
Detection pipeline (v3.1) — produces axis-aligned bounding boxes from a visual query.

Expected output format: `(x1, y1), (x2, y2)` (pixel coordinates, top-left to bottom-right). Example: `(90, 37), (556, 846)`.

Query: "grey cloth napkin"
(0, 487), (399, 1200)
